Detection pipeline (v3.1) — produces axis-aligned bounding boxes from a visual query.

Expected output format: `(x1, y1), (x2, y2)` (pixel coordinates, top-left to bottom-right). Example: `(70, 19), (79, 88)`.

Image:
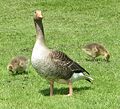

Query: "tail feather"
(74, 67), (90, 75)
(71, 73), (93, 83)
(84, 69), (90, 75)
(85, 76), (93, 83)
(79, 65), (90, 75)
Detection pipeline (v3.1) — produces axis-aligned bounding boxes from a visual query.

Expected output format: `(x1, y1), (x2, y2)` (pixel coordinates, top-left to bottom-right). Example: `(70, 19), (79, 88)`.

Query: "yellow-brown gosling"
(82, 43), (110, 61)
(7, 56), (29, 74)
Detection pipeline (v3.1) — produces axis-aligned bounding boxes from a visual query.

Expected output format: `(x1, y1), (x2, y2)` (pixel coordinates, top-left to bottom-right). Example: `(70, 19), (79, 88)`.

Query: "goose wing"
(49, 50), (89, 80)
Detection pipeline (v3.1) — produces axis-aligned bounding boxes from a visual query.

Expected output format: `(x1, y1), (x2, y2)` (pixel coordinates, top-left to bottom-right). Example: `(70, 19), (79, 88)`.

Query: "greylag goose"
(31, 10), (93, 96)
(82, 43), (110, 61)
(7, 56), (29, 74)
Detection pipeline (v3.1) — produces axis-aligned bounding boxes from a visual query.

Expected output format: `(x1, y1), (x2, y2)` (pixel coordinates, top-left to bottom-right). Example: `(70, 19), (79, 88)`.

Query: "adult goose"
(31, 10), (93, 96)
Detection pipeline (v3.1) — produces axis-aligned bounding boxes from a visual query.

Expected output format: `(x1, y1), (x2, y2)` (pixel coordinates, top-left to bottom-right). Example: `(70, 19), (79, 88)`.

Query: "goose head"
(34, 10), (43, 21)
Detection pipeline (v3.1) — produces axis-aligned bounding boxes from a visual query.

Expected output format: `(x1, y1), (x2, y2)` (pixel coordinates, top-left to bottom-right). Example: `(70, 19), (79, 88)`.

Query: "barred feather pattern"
(49, 50), (89, 80)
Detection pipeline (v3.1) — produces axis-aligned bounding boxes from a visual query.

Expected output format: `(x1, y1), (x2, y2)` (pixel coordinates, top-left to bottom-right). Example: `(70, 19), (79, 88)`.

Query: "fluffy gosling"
(82, 43), (110, 61)
(7, 56), (29, 74)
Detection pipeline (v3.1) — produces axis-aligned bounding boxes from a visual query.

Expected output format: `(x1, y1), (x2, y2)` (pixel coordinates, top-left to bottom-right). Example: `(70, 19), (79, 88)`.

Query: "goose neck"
(34, 20), (45, 42)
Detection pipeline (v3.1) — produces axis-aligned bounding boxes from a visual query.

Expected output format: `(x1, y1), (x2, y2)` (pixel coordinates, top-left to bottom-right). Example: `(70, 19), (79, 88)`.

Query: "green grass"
(0, 0), (120, 108)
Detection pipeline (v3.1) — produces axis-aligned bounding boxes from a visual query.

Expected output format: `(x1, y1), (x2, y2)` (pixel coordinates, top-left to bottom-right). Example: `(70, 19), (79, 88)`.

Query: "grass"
(0, 0), (120, 108)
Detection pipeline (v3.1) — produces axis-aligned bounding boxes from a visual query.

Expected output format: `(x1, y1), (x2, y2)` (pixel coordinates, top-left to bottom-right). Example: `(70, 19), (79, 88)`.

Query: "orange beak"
(35, 10), (43, 18)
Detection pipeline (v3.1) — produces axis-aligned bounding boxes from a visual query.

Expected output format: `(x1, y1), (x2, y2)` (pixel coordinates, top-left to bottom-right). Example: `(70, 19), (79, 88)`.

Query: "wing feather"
(49, 50), (89, 79)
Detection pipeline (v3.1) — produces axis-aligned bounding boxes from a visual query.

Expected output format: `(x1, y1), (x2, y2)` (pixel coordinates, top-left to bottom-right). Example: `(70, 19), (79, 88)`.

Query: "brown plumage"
(7, 56), (29, 74)
(31, 10), (93, 96)
(49, 50), (90, 80)
(82, 43), (110, 61)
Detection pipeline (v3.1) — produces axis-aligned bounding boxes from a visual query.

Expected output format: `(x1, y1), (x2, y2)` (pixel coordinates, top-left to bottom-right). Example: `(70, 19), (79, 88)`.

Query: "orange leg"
(50, 81), (54, 96)
(67, 80), (73, 96)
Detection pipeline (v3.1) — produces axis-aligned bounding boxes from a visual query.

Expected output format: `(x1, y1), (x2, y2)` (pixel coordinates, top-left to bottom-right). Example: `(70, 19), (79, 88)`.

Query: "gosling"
(82, 43), (110, 61)
(7, 56), (29, 74)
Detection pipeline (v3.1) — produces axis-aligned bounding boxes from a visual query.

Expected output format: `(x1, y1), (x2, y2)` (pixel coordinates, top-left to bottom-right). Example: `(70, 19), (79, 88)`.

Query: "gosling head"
(7, 62), (18, 73)
(105, 53), (110, 62)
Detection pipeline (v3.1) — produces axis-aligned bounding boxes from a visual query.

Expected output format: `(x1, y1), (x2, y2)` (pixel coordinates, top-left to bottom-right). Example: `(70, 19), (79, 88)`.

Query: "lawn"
(0, 0), (120, 109)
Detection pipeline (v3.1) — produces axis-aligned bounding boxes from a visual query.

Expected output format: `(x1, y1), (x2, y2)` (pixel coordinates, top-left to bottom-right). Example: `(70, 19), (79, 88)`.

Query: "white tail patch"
(70, 73), (85, 82)
(70, 73), (93, 82)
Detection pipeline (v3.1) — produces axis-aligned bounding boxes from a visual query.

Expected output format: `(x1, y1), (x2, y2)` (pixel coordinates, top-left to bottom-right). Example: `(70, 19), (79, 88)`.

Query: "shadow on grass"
(6, 71), (31, 83)
(85, 58), (110, 63)
(39, 86), (91, 96)
(9, 71), (30, 76)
